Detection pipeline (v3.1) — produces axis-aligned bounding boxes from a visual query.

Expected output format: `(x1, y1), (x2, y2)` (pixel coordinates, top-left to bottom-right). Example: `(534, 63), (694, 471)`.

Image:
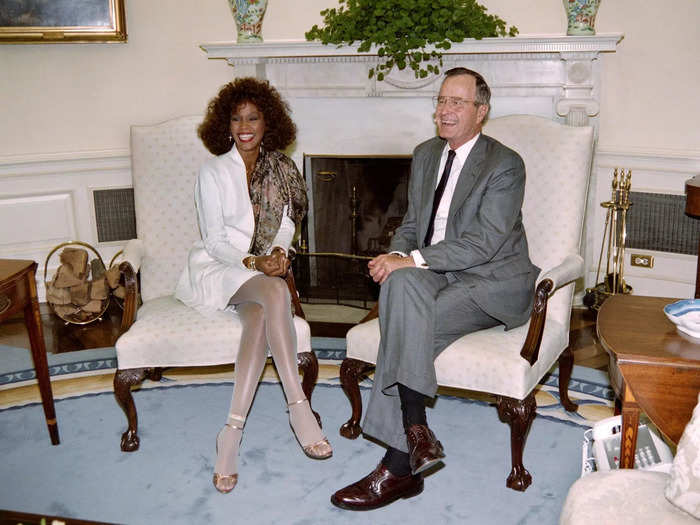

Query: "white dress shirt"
(410, 133), (480, 268)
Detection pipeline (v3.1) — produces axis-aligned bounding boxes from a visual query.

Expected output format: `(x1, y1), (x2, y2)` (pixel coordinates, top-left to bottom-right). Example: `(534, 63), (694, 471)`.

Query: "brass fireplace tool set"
(584, 168), (633, 311)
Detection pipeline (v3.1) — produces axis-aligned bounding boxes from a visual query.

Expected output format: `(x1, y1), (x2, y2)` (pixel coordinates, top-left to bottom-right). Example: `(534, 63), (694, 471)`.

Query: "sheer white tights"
(214, 275), (328, 486)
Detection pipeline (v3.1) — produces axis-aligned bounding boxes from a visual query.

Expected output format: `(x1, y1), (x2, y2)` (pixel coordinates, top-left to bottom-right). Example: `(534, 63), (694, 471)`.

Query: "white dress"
(174, 147), (295, 313)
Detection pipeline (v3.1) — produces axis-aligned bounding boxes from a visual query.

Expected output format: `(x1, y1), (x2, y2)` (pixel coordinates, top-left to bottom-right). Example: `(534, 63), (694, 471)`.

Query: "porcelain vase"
(563, 0), (601, 36)
(228, 0), (268, 43)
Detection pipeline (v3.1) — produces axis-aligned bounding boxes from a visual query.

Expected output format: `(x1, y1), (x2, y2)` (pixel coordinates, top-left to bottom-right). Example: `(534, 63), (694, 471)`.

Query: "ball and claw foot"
(506, 466), (532, 492)
(120, 430), (140, 452)
(339, 421), (362, 439)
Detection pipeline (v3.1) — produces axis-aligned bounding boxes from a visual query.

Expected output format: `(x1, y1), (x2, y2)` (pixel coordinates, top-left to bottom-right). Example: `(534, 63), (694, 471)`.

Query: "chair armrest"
(119, 239), (146, 273)
(360, 304), (379, 323)
(285, 251), (305, 319)
(114, 239), (145, 333)
(285, 271), (306, 319)
(520, 254), (584, 366)
(537, 254), (584, 292)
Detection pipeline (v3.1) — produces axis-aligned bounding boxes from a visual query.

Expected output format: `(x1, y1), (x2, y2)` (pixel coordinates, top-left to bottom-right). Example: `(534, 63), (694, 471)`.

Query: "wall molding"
(2, 144), (697, 301)
(0, 150), (130, 179)
(0, 150), (132, 302)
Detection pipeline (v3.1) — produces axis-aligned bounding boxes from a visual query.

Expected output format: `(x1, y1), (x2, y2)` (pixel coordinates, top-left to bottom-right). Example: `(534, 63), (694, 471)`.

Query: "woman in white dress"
(175, 78), (332, 494)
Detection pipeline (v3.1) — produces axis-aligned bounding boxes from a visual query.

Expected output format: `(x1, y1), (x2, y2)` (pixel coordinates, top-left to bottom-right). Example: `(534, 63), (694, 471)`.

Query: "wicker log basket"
(44, 241), (121, 325)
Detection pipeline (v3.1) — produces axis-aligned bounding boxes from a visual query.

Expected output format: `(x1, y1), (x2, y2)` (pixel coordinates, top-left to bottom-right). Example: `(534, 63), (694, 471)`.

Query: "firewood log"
(46, 281), (71, 305)
(90, 258), (106, 280)
(69, 282), (90, 306)
(90, 277), (109, 300)
(82, 299), (105, 313)
(53, 264), (83, 288)
(60, 248), (88, 280)
(105, 265), (121, 289)
(53, 304), (80, 317)
(75, 310), (92, 321)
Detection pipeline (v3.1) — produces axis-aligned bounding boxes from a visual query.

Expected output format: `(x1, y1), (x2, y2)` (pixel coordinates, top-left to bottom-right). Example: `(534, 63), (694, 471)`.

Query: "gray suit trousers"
(361, 267), (501, 452)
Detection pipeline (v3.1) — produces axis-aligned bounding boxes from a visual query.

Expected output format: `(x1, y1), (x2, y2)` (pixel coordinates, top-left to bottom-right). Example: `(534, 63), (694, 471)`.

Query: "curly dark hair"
(198, 77), (297, 155)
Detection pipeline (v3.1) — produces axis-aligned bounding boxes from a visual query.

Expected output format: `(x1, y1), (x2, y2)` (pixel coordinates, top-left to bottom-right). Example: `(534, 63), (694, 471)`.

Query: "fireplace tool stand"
(584, 168), (633, 312)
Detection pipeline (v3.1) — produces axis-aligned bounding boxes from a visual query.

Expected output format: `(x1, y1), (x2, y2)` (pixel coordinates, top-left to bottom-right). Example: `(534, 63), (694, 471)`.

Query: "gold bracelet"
(246, 255), (257, 271)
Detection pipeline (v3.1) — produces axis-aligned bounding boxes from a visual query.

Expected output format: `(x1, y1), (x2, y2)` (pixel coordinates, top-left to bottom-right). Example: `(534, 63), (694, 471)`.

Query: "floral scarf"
(248, 147), (308, 256)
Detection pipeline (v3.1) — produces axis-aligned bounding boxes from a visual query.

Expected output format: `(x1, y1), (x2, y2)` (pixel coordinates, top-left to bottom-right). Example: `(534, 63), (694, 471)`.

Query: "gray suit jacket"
(389, 133), (539, 329)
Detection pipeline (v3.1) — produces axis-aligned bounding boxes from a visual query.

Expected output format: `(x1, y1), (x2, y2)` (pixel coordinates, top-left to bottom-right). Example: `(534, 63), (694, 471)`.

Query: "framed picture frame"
(0, 0), (127, 43)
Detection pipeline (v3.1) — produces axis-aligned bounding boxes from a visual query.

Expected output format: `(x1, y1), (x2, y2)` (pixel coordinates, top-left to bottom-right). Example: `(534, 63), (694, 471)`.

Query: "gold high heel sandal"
(213, 418), (244, 494)
(288, 398), (333, 460)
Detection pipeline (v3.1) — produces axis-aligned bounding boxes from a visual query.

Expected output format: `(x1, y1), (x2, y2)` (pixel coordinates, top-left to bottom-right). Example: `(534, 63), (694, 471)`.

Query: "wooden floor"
(0, 302), (608, 369)
(569, 307), (609, 369)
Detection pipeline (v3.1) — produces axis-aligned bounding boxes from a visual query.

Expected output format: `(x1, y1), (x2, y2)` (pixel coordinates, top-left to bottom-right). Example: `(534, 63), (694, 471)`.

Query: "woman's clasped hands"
(247, 247), (289, 277)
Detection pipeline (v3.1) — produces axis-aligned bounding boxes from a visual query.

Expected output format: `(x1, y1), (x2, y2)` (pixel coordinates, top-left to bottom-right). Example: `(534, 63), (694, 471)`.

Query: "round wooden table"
(597, 294), (700, 468)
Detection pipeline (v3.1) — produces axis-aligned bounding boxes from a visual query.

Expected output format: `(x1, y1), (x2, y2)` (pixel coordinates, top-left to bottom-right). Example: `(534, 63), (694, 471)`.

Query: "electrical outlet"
(630, 254), (654, 268)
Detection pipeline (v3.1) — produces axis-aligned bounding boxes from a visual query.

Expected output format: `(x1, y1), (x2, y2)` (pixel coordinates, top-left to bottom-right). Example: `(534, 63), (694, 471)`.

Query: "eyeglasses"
(432, 96), (479, 108)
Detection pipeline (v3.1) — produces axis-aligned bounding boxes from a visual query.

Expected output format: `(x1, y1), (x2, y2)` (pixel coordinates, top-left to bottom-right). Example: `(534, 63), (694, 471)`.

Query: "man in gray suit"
(331, 68), (539, 510)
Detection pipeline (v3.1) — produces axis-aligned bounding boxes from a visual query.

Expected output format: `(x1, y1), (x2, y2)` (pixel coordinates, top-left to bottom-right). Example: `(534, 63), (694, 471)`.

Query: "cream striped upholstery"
(346, 115), (594, 400)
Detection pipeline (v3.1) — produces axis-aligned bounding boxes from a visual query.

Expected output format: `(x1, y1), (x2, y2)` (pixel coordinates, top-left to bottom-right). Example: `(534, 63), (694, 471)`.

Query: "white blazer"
(175, 147), (294, 312)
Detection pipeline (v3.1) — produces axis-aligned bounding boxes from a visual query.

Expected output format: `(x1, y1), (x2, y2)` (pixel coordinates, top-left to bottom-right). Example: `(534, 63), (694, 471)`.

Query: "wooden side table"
(0, 259), (60, 445)
(597, 294), (700, 468)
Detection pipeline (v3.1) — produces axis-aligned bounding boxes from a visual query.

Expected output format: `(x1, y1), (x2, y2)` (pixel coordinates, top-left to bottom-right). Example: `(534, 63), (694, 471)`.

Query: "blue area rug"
(0, 339), (347, 387)
(0, 340), (614, 431)
(0, 380), (590, 524)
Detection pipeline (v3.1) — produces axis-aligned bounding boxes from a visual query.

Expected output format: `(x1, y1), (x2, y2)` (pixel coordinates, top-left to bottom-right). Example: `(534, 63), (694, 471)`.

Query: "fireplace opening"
(293, 155), (411, 310)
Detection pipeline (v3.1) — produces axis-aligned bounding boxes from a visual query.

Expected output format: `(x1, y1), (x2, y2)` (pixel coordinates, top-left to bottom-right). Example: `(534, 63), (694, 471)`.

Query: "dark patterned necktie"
(423, 149), (456, 246)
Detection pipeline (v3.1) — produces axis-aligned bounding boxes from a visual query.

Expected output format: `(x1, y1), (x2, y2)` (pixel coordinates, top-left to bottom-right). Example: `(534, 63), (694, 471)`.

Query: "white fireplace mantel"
(200, 34), (622, 62)
(200, 34), (623, 128)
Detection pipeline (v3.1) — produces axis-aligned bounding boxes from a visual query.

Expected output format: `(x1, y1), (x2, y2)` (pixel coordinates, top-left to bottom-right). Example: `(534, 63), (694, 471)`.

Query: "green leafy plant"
(305, 0), (518, 81)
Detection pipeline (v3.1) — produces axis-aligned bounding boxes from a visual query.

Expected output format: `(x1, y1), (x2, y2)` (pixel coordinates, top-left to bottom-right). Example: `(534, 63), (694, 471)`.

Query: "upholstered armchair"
(112, 116), (316, 452)
(561, 394), (700, 524)
(339, 115), (595, 491)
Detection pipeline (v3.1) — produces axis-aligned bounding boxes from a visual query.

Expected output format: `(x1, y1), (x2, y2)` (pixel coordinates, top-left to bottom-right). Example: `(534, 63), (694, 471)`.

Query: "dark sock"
(398, 383), (427, 430)
(382, 447), (411, 477)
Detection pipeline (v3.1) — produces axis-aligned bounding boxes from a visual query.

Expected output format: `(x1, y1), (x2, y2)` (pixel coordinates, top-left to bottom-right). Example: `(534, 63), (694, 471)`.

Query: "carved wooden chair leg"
(298, 351), (320, 426)
(113, 368), (148, 452)
(558, 346), (578, 412)
(339, 358), (375, 439)
(496, 392), (537, 492)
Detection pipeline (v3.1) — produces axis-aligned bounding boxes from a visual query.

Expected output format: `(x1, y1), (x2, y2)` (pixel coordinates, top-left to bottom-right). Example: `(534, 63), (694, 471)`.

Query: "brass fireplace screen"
(294, 155), (411, 308)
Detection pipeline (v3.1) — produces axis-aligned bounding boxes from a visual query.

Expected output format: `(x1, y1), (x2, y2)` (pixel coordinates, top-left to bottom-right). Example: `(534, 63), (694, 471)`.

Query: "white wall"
(475, 1), (700, 156)
(2, 0), (699, 298)
(1, 1), (698, 157)
(0, 1), (236, 158)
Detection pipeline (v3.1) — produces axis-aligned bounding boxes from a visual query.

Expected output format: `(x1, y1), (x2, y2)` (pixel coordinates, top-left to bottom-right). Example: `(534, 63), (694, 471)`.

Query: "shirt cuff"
(410, 249), (429, 268)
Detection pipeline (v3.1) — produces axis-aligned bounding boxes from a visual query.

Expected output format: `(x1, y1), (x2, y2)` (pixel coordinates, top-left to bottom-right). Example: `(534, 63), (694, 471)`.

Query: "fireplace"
(201, 35), (624, 301)
(295, 155), (411, 307)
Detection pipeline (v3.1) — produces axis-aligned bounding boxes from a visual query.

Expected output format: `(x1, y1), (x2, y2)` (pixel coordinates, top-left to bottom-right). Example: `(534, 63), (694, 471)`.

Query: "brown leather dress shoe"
(330, 463), (423, 511)
(406, 424), (445, 474)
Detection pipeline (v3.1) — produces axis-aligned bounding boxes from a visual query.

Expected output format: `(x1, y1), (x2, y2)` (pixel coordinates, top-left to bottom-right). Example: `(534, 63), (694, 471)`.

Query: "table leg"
(620, 382), (639, 469)
(23, 273), (60, 445)
(695, 237), (700, 299)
